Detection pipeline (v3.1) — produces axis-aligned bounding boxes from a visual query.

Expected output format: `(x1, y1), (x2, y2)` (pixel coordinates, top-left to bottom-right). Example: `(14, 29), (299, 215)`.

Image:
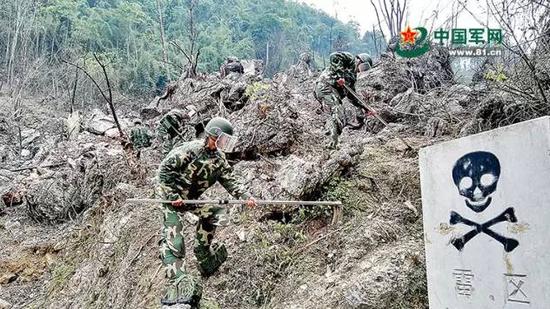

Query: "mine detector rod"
(343, 84), (416, 152)
(126, 198), (342, 206)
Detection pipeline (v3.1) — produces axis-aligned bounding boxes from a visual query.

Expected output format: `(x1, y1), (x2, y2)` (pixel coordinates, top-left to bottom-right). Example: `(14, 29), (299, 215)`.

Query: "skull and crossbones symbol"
(449, 151), (519, 252)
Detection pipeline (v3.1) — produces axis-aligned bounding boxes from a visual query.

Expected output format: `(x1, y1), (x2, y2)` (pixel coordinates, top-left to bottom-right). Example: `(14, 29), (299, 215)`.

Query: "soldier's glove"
(365, 110), (377, 117)
(246, 197), (257, 209)
(172, 199), (185, 208)
(336, 78), (345, 88)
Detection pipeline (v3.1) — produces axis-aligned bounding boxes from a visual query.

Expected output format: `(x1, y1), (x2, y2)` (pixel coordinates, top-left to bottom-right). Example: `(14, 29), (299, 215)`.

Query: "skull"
(452, 151), (501, 212)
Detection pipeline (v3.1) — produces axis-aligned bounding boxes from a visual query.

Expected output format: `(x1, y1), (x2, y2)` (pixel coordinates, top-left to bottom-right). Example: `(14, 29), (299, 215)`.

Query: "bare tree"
(3, 0), (37, 89)
(62, 54), (124, 137)
(486, 0), (549, 105)
(171, 0), (201, 79)
(156, 0), (169, 76)
(370, 0), (408, 40)
(372, 25), (380, 55)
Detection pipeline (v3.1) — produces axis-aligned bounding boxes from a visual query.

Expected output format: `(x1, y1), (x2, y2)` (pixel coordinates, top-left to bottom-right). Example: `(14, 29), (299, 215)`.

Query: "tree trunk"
(156, 0), (169, 75)
(265, 41), (270, 74)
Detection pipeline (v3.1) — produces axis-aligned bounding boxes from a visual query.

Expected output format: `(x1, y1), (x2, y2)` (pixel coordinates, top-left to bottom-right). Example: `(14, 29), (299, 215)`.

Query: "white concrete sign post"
(420, 117), (550, 309)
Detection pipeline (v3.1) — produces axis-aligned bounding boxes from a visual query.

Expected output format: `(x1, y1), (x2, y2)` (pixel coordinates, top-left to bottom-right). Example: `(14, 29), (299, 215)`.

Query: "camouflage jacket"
(130, 126), (152, 150)
(315, 52), (360, 106)
(157, 109), (190, 155)
(321, 51), (357, 88)
(157, 140), (251, 201)
(157, 109), (189, 138)
(220, 61), (244, 78)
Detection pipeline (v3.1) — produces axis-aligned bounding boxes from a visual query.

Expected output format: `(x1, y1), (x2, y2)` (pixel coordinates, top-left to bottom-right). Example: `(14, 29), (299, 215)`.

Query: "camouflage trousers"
(314, 83), (346, 148)
(159, 203), (229, 304)
(130, 127), (152, 150)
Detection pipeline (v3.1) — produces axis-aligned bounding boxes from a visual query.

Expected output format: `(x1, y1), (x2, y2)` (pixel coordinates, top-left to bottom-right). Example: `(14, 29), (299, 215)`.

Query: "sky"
(297, 0), (497, 35)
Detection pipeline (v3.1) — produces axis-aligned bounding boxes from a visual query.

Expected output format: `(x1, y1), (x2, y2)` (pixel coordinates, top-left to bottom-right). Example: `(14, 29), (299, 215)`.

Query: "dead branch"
(370, 0), (387, 43)
(130, 234), (156, 265)
(488, 0), (549, 105)
(62, 55), (124, 137)
(93, 53), (124, 137)
(7, 162), (66, 172)
(61, 59), (110, 105)
(70, 66), (79, 113)
(371, 0), (408, 40)
(170, 41), (192, 63)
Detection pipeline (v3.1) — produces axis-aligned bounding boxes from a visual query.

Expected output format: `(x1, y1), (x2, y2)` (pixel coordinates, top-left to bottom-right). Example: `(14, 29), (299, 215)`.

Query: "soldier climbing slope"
(157, 108), (198, 156)
(219, 56), (244, 79)
(156, 117), (257, 307)
(289, 52), (316, 79)
(129, 118), (152, 155)
(314, 51), (373, 149)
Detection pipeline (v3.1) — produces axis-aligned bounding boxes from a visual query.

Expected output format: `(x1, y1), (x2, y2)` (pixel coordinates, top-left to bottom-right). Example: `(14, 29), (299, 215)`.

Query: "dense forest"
(0, 0), (385, 97)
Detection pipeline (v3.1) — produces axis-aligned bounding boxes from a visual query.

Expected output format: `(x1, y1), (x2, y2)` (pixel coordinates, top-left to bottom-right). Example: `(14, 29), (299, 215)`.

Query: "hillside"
(1, 40), (540, 308)
(1, 2), (550, 306)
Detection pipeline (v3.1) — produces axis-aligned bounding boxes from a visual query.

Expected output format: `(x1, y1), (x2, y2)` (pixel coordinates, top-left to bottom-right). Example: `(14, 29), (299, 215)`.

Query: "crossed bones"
(449, 207), (519, 252)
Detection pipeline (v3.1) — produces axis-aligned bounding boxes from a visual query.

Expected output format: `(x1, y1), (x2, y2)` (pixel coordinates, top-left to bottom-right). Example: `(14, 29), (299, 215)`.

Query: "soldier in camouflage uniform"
(289, 52), (316, 80)
(157, 117), (256, 306)
(129, 119), (152, 151)
(157, 109), (191, 155)
(314, 51), (368, 149)
(219, 56), (244, 79)
(356, 53), (373, 73)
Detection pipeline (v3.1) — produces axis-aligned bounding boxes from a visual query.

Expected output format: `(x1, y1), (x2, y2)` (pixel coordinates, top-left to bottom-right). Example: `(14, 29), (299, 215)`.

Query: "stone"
(140, 105), (161, 120)
(104, 128), (120, 138)
(65, 111), (82, 140)
(21, 149), (31, 158)
(0, 273), (17, 285)
(86, 109), (115, 135)
(87, 119), (115, 135)
(241, 59), (263, 76)
(25, 143), (129, 224)
(4, 221), (21, 232)
(237, 230), (247, 242)
(420, 116), (550, 308)
(0, 298), (11, 309)
(21, 129), (41, 146)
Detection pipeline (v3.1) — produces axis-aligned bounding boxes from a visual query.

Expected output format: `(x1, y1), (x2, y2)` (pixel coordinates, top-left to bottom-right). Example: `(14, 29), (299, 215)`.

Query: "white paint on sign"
(420, 116), (550, 308)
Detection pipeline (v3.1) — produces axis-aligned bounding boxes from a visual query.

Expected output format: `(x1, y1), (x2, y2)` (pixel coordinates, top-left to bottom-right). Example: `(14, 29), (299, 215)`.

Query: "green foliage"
(273, 222), (307, 244)
(49, 263), (76, 293)
(0, 0), (383, 95)
(485, 65), (508, 82)
(323, 176), (351, 202)
(244, 81), (270, 100)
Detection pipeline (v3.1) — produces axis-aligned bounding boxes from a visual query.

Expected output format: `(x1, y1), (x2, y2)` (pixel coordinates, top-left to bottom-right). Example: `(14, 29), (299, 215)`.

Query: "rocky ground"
(0, 46), (545, 309)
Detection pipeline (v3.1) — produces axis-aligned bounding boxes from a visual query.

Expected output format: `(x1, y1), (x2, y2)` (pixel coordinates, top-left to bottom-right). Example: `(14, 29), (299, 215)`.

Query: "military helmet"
(205, 117), (234, 137)
(356, 53), (373, 67)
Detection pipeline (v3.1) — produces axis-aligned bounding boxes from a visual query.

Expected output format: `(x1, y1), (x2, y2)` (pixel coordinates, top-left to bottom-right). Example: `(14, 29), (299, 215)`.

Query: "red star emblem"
(401, 26), (417, 44)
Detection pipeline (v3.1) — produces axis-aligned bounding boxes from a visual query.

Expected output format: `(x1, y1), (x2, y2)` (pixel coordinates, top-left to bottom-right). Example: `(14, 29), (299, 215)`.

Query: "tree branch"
(370, 0), (387, 43)
(170, 41), (192, 63)
(93, 53), (123, 137)
(61, 58), (110, 105)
